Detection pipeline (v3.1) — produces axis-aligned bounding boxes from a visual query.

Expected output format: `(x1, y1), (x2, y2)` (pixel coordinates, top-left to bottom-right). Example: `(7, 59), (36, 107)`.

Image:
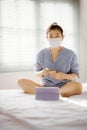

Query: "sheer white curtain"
(0, 0), (79, 72)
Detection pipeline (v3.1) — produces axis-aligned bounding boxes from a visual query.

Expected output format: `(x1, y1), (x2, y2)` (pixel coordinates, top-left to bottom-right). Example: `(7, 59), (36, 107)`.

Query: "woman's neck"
(49, 46), (63, 62)
(49, 46), (62, 53)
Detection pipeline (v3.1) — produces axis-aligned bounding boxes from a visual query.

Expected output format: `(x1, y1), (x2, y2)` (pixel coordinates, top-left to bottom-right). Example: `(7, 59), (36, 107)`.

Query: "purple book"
(35, 87), (59, 101)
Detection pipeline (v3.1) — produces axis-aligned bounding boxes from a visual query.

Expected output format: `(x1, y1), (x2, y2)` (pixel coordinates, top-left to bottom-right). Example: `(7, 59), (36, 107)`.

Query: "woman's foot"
(18, 79), (42, 94)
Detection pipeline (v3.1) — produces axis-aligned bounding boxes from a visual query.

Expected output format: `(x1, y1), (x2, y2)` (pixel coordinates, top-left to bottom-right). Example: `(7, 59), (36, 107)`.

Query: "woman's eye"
(49, 35), (60, 38)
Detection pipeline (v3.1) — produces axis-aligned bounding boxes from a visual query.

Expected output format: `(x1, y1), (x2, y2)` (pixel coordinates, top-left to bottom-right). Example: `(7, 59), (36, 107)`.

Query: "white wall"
(80, 0), (87, 82)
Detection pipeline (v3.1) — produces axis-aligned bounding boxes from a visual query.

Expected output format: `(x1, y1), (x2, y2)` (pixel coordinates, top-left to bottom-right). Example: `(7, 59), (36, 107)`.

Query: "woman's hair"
(46, 22), (63, 36)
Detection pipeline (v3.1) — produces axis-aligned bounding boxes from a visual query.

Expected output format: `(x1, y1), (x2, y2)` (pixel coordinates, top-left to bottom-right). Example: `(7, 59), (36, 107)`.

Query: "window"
(0, 0), (79, 72)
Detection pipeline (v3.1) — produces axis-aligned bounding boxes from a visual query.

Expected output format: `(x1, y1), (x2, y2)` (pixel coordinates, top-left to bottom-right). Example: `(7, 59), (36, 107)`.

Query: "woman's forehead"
(48, 29), (61, 35)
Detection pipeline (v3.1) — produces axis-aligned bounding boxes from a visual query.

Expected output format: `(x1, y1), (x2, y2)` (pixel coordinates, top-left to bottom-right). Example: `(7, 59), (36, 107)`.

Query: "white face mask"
(48, 38), (62, 48)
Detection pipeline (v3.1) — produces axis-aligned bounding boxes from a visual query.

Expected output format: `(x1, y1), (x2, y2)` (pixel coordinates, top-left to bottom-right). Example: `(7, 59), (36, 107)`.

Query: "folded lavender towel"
(35, 87), (59, 101)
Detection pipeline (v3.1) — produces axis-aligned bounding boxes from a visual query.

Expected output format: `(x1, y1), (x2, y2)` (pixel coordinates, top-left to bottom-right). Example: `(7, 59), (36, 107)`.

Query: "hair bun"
(52, 22), (58, 25)
(47, 22), (63, 35)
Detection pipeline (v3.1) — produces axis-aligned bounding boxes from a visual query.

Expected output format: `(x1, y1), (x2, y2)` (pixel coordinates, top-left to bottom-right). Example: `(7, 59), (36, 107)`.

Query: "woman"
(18, 22), (82, 97)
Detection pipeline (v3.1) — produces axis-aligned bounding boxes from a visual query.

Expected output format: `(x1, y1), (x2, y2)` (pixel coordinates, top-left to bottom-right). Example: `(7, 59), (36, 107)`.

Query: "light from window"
(0, 0), (79, 72)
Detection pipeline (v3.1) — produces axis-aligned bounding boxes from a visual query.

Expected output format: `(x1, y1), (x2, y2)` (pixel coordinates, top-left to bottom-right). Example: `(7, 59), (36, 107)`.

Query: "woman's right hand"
(42, 68), (50, 77)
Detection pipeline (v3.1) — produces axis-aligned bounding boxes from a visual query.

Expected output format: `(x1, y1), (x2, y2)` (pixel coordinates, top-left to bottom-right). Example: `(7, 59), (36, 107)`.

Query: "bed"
(0, 83), (87, 130)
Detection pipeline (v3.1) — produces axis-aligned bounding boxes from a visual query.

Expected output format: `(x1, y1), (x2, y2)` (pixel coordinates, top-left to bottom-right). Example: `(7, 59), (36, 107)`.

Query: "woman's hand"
(35, 68), (50, 78)
(49, 71), (66, 80)
(48, 70), (56, 78)
(55, 72), (78, 80)
(55, 72), (66, 80)
(42, 68), (50, 77)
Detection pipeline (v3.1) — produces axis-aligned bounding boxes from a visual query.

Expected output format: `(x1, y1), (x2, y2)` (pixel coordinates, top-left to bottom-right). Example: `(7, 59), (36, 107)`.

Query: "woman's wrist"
(63, 73), (78, 80)
(54, 72), (78, 80)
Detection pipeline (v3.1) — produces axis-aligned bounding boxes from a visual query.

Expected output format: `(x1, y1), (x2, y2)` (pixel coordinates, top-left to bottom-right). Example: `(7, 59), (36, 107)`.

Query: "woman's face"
(47, 29), (64, 48)
(47, 29), (64, 39)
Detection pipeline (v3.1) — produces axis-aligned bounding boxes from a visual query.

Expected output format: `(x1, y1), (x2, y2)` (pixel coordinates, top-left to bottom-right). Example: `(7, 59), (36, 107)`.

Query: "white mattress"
(0, 84), (87, 130)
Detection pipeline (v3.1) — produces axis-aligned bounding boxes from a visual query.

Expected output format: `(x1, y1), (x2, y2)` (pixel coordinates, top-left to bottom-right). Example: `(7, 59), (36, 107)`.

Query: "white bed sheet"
(0, 84), (87, 130)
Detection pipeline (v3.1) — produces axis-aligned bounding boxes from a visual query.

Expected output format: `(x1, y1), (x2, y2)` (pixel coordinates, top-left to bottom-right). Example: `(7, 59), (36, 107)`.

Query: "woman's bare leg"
(60, 82), (82, 97)
(18, 79), (43, 94)
(18, 79), (82, 97)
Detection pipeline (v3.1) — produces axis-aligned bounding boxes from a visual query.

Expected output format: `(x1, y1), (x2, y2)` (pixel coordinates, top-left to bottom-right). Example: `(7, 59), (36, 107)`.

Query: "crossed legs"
(18, 78), (82, 97)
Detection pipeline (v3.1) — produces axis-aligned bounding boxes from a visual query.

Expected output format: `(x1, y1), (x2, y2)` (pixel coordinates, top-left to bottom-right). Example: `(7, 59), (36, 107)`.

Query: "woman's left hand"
(55, 72), (67, 80)
(48, 71), (66, 80)
(49, 71), (78, 80)
(48, 70), (56, 78)
(48, 71), (67, 80)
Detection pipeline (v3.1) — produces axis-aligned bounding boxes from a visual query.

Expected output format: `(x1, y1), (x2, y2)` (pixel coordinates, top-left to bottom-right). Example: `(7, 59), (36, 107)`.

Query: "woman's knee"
(74, 82), (82, 94)
(67, 82), (82, 94)
(18, 78), (26, 86)
(60, 82), (82, 97)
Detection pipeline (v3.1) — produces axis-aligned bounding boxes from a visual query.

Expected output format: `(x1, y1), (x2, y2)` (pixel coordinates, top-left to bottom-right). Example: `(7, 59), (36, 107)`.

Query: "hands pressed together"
(42, 68), (67, 80)
(36, 68), (77, 81)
